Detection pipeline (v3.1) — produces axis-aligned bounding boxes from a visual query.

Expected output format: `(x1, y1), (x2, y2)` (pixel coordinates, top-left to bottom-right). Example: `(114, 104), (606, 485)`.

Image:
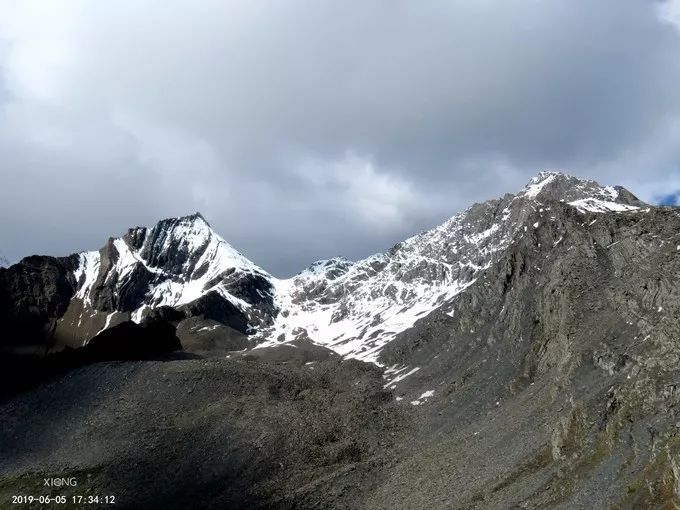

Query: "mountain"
(0, 213), (275, 356)
(259, 171), (646, 363)
(1, 171), (680, 509)
(0, 171), (647, 359)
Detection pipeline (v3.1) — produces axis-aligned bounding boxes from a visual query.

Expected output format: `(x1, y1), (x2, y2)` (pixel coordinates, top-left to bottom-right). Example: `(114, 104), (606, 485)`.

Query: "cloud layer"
(2, 0), (680, 275)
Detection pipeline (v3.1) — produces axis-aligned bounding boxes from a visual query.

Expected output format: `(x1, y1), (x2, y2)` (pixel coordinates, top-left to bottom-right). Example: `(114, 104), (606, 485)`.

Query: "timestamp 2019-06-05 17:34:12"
(11, 494), (116, 505)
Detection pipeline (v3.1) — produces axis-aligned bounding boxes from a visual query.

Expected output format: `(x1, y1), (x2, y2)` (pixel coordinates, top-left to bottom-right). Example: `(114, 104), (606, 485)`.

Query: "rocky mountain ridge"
(259, 171), (647, 363)
(0, 171), (652, 361)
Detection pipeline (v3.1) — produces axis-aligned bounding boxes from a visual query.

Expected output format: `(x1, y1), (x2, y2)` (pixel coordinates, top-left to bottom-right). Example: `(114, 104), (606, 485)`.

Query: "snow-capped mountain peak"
(519, 171), (645, 213)
(61, 213), (276, 345)
(74, 213), (267, 298)
(125, 212), (265, 279)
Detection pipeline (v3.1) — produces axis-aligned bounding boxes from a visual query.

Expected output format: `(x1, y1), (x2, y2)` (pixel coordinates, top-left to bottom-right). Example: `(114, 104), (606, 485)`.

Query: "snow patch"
(197, 325), (221, 332)
(74, 251), (101, 305)
(383, 367), (421, 388)
(568, 198), (640, 214)
(410, 391), (434, 406)
(523, 172), (557, 198)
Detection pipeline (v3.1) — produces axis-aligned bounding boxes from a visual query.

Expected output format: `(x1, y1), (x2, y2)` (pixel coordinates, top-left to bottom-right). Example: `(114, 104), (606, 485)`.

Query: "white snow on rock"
(520, 171), (641, 214)
(568, 198), (640, 214)
(74, 251), (101, 305)
(383, 366), (421, 388)
(410, 390), (435, 406)
(73, 215), (269, 324)
(523, 171), (558, 198)
(258, 203), (514, 363)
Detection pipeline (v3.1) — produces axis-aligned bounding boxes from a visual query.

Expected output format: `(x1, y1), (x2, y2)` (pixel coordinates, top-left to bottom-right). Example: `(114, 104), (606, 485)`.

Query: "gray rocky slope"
(1, 171), (680, 508)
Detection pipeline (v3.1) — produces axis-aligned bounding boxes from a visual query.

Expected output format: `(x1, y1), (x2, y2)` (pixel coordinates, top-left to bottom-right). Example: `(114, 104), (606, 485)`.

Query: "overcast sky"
(2, 1), (680, 276)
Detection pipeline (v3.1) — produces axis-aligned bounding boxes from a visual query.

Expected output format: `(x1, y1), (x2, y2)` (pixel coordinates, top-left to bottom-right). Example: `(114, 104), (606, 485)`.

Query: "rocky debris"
(0, 308), (185, 401)
(176, 316), (250, 355)
(241, 339), (341, 365)
(0, 357), (405, 509)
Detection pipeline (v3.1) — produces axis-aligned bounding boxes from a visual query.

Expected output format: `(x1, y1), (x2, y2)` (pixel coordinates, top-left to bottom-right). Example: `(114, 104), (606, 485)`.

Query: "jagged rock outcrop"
(0, 255), (80, 355)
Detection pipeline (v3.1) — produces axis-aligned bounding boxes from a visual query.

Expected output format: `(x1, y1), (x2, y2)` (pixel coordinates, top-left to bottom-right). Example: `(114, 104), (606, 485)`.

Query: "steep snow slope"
(255, 171), (648, 363)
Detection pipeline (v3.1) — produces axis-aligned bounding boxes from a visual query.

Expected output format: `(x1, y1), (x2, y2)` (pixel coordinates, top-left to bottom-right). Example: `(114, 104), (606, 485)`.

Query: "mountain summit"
(519, 171), (645, 211)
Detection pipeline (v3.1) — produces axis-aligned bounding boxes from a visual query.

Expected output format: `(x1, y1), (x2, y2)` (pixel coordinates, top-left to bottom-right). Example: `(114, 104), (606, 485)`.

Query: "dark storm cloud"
(1, 1), (680, 276)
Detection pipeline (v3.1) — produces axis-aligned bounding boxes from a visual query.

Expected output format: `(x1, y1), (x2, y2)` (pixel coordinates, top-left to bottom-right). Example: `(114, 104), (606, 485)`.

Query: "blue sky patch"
(656, 191), (680, 206)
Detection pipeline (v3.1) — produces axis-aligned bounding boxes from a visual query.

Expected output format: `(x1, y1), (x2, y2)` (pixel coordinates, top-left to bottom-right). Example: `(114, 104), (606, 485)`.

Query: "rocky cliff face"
(1, 171), (679, 508)
(0, 255), (79, 355)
